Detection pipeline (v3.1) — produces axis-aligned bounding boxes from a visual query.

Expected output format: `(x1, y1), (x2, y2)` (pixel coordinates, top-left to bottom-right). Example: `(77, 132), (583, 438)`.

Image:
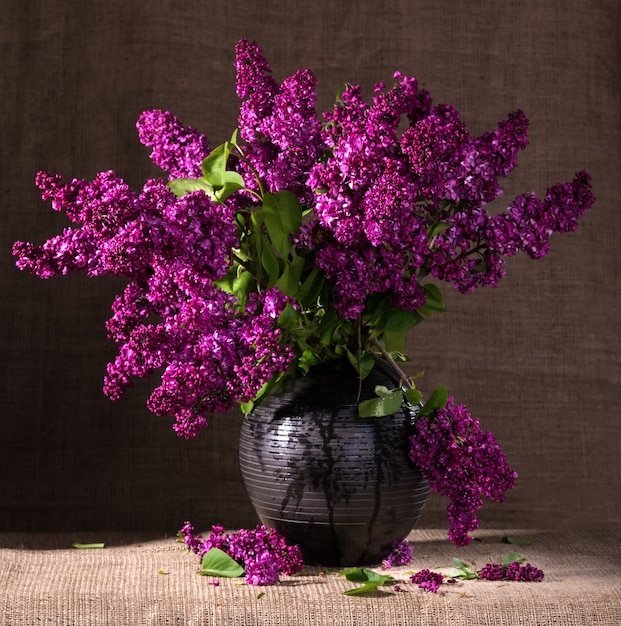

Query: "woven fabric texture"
(1, 0), (620, 533)
(2, 529), (620, 625)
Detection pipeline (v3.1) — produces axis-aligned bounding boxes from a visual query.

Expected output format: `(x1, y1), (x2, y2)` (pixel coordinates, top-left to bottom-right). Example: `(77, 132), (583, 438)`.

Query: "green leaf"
(277, 302), (301, 330)
(72, 542), (105, 549)
(260, 237), (281, 287)
(318, 309), (342, 345)
(340, 567), (394, 595)
(450, 558), (479, 580)
(343, 582), (385, 596)
(421, 283), (447, 312)
(365, 293), (389, 330)
(334, 83), (347, 103)
(428, 221), (453, 239)
(167, 177), (214, 198)
(501, 535), (532, 546)
(382, 330), (406, 353)
(262, 191), (303, 259)
(373, 385), (393, 398)
(201, 143), (230, 188)
(232, 270), (256, 309)
(501, 552), (526, 566)
(362, 570), (393, 585)
(339, 567), (371, 583)
(240, 380), (271, 415)
(239, 400), (254, 415)
(404, 388), (423, 406)
(296, 266), (325, 307)
(200, 548), (245, 578)
(385, 306), (424, 333)
(340, 567), (393, 585)
(251, 208), (265, 230)
(443, 567), (465, 579)
(358, 388), (403, 417)
(346, 350), (375, 379)
(295, 350), (320, 375)
(214, 171), (245, 202)
(275, 255), (305, 297)
(418, 385), (448, 418)
(214, 274), (234, 294)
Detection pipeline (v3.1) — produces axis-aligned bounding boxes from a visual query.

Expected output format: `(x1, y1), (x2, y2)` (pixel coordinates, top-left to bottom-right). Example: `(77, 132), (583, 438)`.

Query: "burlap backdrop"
(1, 0), (619, 533)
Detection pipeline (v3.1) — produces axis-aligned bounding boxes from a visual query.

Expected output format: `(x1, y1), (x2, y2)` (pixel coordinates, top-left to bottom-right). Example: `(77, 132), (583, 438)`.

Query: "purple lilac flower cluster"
(479, 561), (544, 582)
(381, 538), (414, 568)
(410, 569), (444, 593)
(409, 398), (518, 547)
(232, 39), (593, 320)
(179, 521), (304, 586)
(299, 72), (593, 318)
(12, 39), (594, 448)
(13, 167), (295, 438)
(235, 39), (323, 206)
(136, 109), (210, 180)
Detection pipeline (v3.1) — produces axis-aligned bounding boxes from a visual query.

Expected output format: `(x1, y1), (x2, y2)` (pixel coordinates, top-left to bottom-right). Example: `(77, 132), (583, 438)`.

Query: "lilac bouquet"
(13, 40), (594, 546)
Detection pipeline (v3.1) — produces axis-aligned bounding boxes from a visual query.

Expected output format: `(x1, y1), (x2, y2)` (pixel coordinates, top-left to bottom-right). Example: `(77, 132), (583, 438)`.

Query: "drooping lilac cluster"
(479, 561), (544, 582)
(13, 170), (140, 279)
(13, 167), (295, 438)
(410, 569), (444, 593)
(486, 169), (593, 259)
(179, 521), (304, 586)
(136, 109), (210, 180)
(14, 173), (237, 285)
(381, 538), (414, 568)
(235, 39), (323, 205)
(295, 66), (594, 318)
(107, 283), (295, 439)
(409, 398), (518, 547)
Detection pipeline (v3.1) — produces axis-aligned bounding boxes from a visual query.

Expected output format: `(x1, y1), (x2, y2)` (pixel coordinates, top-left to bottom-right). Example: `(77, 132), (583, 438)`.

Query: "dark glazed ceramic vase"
(239, 359), (430, 566)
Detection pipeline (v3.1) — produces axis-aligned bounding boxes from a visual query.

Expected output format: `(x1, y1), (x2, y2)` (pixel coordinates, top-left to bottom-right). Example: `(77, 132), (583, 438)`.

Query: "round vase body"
(239, 359), (430, 566)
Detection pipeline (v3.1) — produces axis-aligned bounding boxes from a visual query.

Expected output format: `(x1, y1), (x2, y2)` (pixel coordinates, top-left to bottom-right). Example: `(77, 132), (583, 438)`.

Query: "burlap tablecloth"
(2, 529), (619, 625)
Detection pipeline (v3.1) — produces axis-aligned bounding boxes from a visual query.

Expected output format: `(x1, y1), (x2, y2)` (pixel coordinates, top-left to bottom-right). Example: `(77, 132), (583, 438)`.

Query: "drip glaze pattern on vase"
(239, 359), (430, 566)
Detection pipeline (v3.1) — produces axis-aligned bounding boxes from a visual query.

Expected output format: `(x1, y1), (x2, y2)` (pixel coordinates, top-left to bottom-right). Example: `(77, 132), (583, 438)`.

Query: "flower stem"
(372, 337), (413, 388)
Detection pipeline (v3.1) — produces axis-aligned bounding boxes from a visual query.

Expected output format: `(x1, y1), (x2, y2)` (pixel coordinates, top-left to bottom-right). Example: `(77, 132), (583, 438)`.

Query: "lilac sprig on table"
(179, 521), (304, 586)
(479, 560), (545, 582)
(448, 551), (544, 585)
(407, 553), (544, 594)
(410, 569), (445, 592)
(381, 538), (415, 568)
(343, 549), (544, 595)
